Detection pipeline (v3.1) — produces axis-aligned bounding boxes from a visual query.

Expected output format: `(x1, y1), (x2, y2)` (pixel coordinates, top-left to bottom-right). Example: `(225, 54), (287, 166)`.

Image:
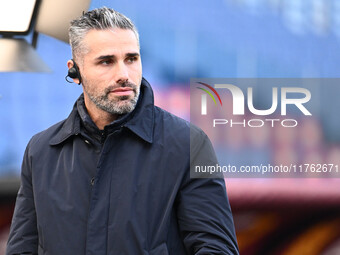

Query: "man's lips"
(109, 87), (134, 96)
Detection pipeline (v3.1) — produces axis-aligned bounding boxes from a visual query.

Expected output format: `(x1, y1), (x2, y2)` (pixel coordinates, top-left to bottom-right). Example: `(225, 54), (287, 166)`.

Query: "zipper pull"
(100, 130), (106, 144)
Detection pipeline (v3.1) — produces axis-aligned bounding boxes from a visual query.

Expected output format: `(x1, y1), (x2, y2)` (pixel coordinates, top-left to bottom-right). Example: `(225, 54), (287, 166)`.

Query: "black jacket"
(7, 78), (239, 255)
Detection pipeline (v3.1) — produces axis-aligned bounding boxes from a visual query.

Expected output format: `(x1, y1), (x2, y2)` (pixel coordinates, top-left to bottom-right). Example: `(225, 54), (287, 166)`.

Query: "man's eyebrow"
(126, 53), (140, 57)
(95, 55), (115, 61)
(95, 53), (139, 61)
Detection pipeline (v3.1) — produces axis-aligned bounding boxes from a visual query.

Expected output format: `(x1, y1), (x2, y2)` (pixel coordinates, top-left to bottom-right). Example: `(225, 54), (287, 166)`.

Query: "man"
(6, 7), (239, 255)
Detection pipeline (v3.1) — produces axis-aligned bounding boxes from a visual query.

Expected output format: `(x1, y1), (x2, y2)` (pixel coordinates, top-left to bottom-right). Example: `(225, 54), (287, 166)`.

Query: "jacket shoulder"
(154, 106), (189, 128)
(153, 106), (208, 142)
(28, 119), (67, 152)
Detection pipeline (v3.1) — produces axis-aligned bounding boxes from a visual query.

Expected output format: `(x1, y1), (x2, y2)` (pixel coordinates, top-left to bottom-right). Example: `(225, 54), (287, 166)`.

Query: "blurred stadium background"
(1, 0), (340, 254)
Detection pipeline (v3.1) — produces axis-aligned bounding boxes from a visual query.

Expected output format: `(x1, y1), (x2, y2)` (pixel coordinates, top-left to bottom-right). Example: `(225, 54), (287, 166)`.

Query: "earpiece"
(66, 59), (82, 85)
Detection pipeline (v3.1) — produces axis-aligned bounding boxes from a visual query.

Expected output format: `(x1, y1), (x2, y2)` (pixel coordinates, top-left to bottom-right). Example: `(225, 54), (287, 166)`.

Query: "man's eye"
(127, 57), (137, 63)
(100, 60), (113, 65)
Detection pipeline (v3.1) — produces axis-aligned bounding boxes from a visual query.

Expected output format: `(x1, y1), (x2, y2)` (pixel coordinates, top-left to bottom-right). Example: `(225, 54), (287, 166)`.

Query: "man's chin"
(108, 99), (137, 114)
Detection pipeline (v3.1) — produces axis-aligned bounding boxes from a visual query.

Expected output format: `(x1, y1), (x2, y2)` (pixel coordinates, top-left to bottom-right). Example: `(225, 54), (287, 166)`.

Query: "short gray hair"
(69, 7), (139, 60)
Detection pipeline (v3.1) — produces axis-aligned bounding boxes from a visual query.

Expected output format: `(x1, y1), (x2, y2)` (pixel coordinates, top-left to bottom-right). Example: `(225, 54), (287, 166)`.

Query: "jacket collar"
(50, 77), (155, 145)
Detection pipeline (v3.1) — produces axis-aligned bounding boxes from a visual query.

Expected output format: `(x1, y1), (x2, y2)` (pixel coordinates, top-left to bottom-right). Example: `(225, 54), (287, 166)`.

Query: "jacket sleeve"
(6, 141), (38, 255)
(177, 130), (239, 255)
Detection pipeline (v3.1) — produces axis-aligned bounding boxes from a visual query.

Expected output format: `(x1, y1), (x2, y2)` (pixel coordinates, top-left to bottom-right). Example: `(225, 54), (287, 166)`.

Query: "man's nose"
(115, 62), (129, 83)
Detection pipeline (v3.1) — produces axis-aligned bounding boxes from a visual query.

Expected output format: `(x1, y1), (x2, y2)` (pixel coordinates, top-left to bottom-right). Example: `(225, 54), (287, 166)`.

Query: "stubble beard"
(83, 80), (141, 115)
